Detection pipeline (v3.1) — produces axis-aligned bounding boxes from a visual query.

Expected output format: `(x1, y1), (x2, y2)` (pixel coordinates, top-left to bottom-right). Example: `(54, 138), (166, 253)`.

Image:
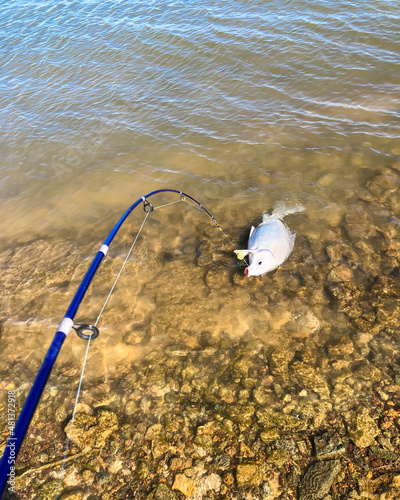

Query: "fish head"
(245, 249), (278, 277)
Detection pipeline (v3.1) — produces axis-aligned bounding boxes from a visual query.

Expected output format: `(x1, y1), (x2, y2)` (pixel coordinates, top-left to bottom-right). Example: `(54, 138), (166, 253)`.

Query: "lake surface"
(0, 0), (398, 242)
(0, 1), (400, 498)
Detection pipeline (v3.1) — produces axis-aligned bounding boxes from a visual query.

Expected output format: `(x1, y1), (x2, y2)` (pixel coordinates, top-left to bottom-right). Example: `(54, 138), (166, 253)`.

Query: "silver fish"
(234, 202), (305, 277)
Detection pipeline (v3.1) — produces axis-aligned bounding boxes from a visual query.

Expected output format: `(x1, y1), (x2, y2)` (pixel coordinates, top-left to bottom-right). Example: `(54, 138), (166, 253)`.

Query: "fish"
(234, 202), (305, 277)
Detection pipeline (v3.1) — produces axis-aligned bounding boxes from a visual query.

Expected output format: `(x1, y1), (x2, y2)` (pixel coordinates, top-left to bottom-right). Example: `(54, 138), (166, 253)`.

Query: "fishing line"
(55, 210), (151, 497)
(94, 211), (151, 328)
(0, 189), (245, 497)
(180, 197), (249, 266)
(55, 336), (91, 500)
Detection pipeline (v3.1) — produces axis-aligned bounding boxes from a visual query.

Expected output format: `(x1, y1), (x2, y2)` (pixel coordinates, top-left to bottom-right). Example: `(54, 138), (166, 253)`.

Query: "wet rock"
(196, 473), (222, 496)
(257, 408), (305, 431)
(215, 454), (230, 469)
(267, 449), (291, 467)
(269, 346), (294, 377)
(369, 445), (399, 461)
(236, 463), (263, 488)
(326, 281), (364, 319)
(226, 404), (255, 431)
(345, 406), (380, 448)
(314, 432), (345, 460)
(152, 435), (171, 459)
(326, 243), (357, 263)
(172, 473), (196, 496)
(260, 428), (280, 444)
(327, 264), (353, 282)
(37, 479), (60, 498)
(65, 410), (119, 451)
(59, 491), (85, 500)
(299, 459), (341, 500)
(153, 482), (177, 500)
(358, 473), (400, 499)
(137, 461), (150, 481)
(327, 336), (354, 357)
(290, 361), (330, 399)
(344, 211), (377, 240)
(170, 457), (192, 471)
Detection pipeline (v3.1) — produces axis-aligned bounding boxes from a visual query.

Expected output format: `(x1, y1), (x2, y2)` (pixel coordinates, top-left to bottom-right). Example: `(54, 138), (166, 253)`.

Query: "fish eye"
(258, 261), (262, 265)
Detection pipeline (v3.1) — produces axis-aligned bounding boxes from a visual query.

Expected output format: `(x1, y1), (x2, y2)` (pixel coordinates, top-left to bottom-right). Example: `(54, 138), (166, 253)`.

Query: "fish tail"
(269, 201), (305, 220)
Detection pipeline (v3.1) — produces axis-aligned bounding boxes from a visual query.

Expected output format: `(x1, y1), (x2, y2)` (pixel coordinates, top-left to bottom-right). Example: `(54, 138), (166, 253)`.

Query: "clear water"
(0, 1), (400, 496)
(0, 0), (398, 241)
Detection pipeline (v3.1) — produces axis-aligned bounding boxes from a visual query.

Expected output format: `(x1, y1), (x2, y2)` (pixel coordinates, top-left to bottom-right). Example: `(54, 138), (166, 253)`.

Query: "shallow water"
(1, 1), (400, 498)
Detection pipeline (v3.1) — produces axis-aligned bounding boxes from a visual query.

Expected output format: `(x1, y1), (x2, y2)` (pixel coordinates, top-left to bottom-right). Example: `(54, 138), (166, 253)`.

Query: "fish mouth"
(244, 267), (249, 276)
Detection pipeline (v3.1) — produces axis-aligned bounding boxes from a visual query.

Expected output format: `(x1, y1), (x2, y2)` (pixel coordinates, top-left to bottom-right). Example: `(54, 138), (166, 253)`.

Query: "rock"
(196, 473), (222, 496)
(236, 463), (263, 488)
(290, 362), (330, 399)
(299, 460), (341, 500)
(172, 473), (195, 497)
(215, 454), (230, 469)
(369, 445), (399, 461)
(65, 410), (118, 451)
(314, 433), (345, 460)
(327, 336), (354, 357)
(260, 428), (280, 444)
(267, 449), (291, 467)
(345, 406), (380, 448)
(269, 347), (294, 377)
(59, 491), (85, 500)
(358, 473), (400, 499)
(327, 265), (353, 282)
(257, 408), (305, 431)
(153, 483), (177, 500)
(170, 457), (192, 471)
(152, 435), (170, 459)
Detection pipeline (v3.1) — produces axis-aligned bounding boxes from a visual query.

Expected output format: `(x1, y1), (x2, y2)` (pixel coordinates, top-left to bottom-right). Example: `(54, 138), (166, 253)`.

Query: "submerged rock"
(345, 406), (380, 448)
(236, 463), (263, 488)
(299, 459), (341, 500)
(64, 410), (119, 451)
(152, 483), (177, 500)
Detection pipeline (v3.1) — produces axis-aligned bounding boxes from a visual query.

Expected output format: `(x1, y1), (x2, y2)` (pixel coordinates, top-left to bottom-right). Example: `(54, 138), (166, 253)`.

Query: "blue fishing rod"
(0, 189), (220, 496)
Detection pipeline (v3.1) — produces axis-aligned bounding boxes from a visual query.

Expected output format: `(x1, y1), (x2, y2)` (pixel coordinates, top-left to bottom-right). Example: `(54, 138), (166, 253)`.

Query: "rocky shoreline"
(1, 165), (400, 498)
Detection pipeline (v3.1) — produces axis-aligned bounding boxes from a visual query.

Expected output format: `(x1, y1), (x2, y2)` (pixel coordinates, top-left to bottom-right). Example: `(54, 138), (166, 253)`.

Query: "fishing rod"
(0, 188), (222, 496)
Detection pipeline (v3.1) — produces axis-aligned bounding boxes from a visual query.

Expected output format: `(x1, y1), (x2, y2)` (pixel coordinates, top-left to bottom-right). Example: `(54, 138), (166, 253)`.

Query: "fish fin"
(249, 225), (256, 237)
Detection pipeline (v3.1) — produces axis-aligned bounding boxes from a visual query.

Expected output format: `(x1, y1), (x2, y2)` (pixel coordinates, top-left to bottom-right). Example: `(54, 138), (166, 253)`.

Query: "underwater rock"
(345, 406), (380, 448)
(358, 473), (400, 500)
(59, 491), (85, 500)
(260, 428), (280, 444)
(257, 408), (305, 431)
(214, 454), (230, 469)
(172, 473), (196, 497)
(314, 432), (345, 460)
(269, 346), (294, 377)
(327, 336), (354, 357)
(326, 264), (353, 282)
(326, 281), (365, 319)
(236, 463), (263, 488)
(368, 445), (399, 462)
(267, 449), (291, 468)
(64, 410), (118, 451)
(298, 459), (341, 500)
(152, 482), (177, 500)
(290, 361), (330, 399)
(195, 473), (222, 497)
